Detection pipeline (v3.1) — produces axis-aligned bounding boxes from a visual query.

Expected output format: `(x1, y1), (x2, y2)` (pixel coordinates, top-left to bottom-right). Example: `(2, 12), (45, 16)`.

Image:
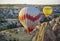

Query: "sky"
(0, 0), (60, 5)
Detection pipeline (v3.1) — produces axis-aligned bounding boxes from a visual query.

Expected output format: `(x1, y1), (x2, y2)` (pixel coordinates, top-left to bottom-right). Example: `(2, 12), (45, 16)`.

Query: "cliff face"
(32, 16), (60, 41)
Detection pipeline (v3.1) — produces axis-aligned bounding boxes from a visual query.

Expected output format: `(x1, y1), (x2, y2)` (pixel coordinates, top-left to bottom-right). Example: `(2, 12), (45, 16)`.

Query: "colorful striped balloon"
(19, 7), (41, 33)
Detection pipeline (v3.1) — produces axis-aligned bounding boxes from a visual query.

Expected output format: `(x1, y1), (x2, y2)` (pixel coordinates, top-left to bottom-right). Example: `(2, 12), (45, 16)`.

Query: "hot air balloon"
(43, 6), (53, 17)
(18, 7), (41, 33)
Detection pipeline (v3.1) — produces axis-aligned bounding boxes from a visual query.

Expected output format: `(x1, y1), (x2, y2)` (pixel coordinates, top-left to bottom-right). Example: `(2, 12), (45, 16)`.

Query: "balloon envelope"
(19, 7), (41, 32)
(43, 6), (53, 17)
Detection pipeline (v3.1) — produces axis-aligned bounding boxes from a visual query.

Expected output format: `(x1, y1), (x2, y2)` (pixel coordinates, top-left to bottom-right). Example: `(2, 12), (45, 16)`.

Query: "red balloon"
(19, 7), (41, 33)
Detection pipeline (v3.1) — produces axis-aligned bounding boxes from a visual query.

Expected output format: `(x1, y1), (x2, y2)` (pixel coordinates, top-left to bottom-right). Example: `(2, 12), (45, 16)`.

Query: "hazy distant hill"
(0, 4), (60, 9)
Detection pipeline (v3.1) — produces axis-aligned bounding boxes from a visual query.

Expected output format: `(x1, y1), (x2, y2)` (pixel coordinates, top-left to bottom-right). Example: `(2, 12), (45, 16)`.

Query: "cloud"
(0, 0), (60, 5)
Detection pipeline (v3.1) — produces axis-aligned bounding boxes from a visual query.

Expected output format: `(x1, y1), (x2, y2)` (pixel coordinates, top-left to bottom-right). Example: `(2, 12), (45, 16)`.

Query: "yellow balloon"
(43, 6), (53, 17)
